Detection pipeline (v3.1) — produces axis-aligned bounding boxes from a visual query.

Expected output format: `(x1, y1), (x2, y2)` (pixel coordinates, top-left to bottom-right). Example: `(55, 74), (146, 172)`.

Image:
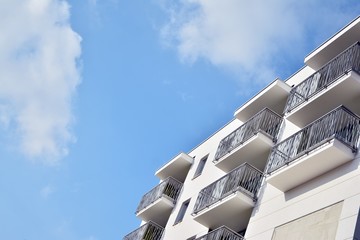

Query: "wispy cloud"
(40, 184), (55, 199)
(0, 0), (81, 164)
(160, 0), (360, 90)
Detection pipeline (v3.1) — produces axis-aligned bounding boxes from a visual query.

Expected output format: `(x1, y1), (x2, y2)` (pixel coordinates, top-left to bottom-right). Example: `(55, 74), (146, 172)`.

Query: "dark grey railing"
(284, 42), (360, 114)
(266, 106), (360, 174)
(123, 221), (164, 240)
(194, 226), (244, 240)
(214, 108), (282, 161)
(136, 177), (182, 214)
(193, 163), (263, 214)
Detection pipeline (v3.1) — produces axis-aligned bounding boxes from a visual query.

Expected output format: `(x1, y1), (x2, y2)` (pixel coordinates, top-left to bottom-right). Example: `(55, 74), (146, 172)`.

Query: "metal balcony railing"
(193, 163), (263, 214)
(194, 226), (245, 240)
(214, 108), (282, 161)
(266, 106), (360, 174)
(136, 177), (182, 214)
(123, 221), (164, 240)
(284, 42), (360, 114)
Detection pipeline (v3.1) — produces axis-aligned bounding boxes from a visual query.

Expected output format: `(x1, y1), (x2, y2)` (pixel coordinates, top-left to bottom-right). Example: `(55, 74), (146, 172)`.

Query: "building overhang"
(267, 139), (355, 192)
(305, 16), (360, 70)
(193, 191), (254, 232)
(214, 132), (274, 172)
(285, 71), (360, 127)
(234, 79), (290, 122)
(136, 196), (174, 227)
(155, 152), (193, 182)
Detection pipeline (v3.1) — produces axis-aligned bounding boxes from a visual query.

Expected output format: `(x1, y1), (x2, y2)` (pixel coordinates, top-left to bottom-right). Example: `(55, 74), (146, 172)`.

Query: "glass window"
(174, 199), (190, 224)
(193, 155), (208, 178)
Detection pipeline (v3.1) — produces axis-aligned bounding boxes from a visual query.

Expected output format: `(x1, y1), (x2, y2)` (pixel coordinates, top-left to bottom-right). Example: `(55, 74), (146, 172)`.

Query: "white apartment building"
(123, 16), (360, 240)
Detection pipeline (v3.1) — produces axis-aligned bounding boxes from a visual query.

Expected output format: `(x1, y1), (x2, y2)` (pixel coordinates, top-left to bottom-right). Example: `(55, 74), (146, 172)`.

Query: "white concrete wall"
(162, 119), (244, 240)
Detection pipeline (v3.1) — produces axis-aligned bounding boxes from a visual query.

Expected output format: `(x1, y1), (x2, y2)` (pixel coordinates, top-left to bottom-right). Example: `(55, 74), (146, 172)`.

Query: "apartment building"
(123, 16), (360, 240)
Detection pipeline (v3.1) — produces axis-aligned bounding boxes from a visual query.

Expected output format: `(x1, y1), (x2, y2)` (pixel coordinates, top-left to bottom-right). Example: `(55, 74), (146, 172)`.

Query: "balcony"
(195, 226), (244, 240)
(266, 106), (360, 192)
(155, 152), (193, 182)
(214, 108), (282, 172)
(284, 42), (360, 127)
(123, 221), (164, 240)
(136, 177), (182, 226)
(193, 163), (263, 232)
(234, 79), (291, 122)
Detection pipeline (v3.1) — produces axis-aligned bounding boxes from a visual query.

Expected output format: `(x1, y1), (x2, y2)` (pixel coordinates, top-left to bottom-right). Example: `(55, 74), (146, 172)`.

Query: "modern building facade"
(124, 17), (360, 240)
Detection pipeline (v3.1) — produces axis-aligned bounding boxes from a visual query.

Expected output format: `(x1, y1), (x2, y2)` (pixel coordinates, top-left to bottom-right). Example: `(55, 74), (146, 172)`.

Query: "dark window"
(193, 155), (208, 178)
(174, 199), (190, 224)
(354, 207), (360, 240)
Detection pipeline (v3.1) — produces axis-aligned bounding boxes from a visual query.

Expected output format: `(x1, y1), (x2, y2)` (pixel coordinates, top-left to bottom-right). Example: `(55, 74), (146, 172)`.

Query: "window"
(174, 199), (190, 224)
(193, 155), (208, 178)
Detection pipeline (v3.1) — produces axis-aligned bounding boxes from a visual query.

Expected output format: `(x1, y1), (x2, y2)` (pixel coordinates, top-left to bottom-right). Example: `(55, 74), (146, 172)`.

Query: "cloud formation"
(0, 0), (81, 164)
(161, 0), (360, 88)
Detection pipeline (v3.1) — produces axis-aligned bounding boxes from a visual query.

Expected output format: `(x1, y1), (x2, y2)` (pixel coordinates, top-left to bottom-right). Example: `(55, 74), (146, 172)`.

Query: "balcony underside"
(193, 191), (254, 232)
(305, 17), (360, 70)
(136, 196), (174, 227)
(267, 139), (355, 192)
(215, 132), (274, 172)
(286, 71), (360, 127)
(234, 79), (290, 122)
(155, 153), (193, 182)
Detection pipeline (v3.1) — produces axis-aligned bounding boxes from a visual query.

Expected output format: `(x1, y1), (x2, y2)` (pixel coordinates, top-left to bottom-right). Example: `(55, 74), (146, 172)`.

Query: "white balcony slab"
(136, 196), (174, 227)
(193, 191), (254, 232)
(234, 79), (290, 122)
(267, 139), (355, 192)
(305, 16), (360, 70)
(215, 132), (274, 172)
(285, 71), (360, 128)
(155, 152), (193, 182)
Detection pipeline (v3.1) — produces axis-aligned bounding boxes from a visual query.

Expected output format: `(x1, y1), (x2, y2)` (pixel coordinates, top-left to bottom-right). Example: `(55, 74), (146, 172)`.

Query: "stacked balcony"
(266, 106), (360, 191)
(155, 152), (193, 182)
(123, 221), (164, 240)
(193, 163), (263, 232)
(194, 226), (244, 240)
(285, 42), (360, 127)
(214, 108), (282, 172)
(136, 177), (182, 226)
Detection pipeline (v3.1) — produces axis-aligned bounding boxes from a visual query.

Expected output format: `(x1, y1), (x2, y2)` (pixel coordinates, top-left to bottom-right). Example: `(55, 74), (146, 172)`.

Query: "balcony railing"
(123, 221), (164, 240)
(214, 108), (282, 161)
(195, 226), (244, 240)
(284, 42), (360, 114)
(136, 177), (182, 214)
(193, 163), (263, 214)
(266, 105), (360, 174)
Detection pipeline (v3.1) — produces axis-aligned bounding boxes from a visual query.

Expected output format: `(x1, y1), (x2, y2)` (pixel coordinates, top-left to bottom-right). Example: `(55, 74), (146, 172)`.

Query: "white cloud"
(0, 0), (81, 164)
(161, 0), (360, 89)
(40, 184), (55, 199)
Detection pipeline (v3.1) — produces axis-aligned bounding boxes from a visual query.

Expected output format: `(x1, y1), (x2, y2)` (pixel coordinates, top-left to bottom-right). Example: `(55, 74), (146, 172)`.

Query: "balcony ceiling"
(136, 197), (174, 227)
(305, 16), (360, 70)
(193, 191), (254, 232)
(155, 152), (193, 182)
(285, 71), (360, 127)
(215, 132), (274, 172)
(234, 79), (291, 122)
(267, 139), (355, 192)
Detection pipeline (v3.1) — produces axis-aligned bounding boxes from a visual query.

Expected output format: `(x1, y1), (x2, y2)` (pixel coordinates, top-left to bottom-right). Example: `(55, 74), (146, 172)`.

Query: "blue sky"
(0, 0), (359, 239)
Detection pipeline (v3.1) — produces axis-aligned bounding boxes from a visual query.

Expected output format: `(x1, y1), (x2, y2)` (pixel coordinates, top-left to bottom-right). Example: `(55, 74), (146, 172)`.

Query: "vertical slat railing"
(266, 106), (360, 174)
(194, 226), (244, 240)
(214, 108), (282, 161)
(284, 42), (360, 113)
(136, 177), (182, 214)
(193, 163), (263, 214)
(123, 221), (164, 240)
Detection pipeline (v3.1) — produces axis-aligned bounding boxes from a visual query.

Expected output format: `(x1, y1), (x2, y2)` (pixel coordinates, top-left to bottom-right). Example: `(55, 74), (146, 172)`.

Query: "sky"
(0, 0), (359, 239)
